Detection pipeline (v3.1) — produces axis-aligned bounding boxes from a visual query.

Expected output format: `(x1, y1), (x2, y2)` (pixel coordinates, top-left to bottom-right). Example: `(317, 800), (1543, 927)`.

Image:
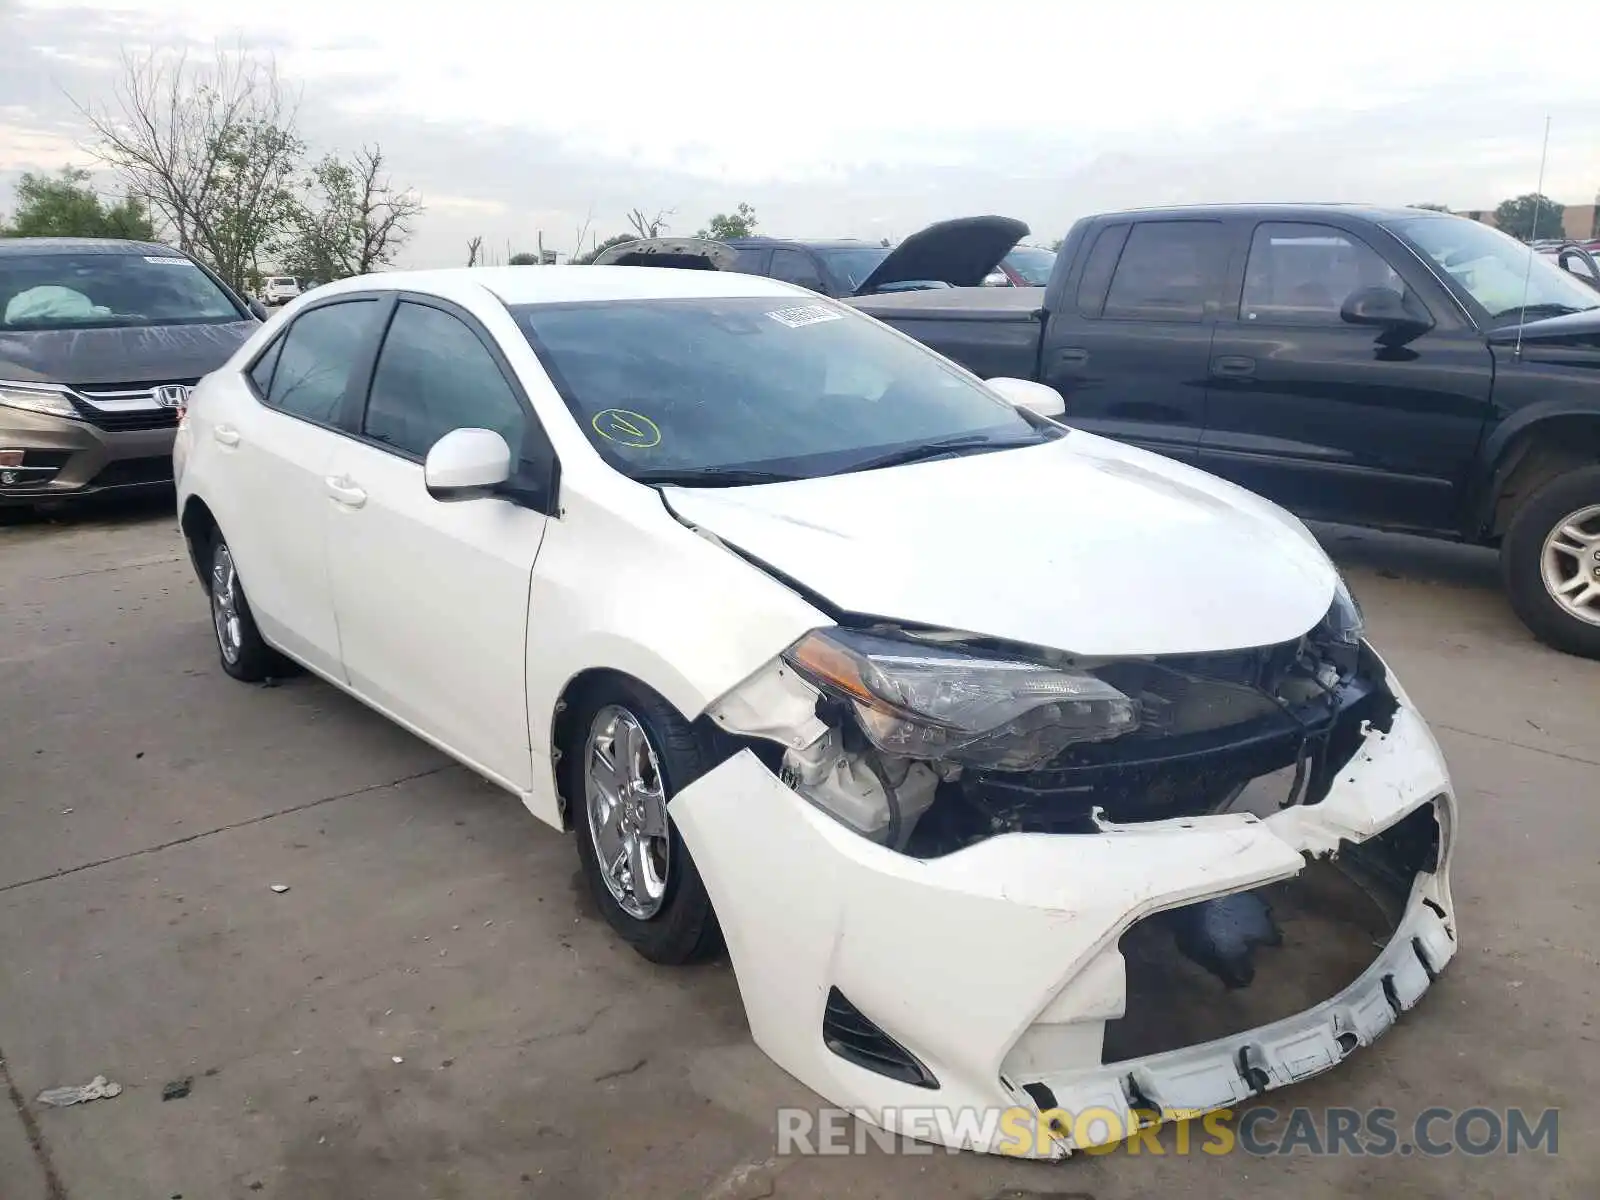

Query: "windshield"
(816, 247), (891, 289)
(0, 252), (244, 331)
(1389, 217), (1600, 323)
(513, 296), (1055, 482)
(1004, 246), (1056, 285)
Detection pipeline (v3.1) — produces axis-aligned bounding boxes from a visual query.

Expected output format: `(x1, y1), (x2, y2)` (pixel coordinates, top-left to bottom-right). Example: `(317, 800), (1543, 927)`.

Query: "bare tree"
(281, 143), (423, 280)
(466, 235), (484, 267)
(74, 44), (304, 292)
(625, 206), (674, 239)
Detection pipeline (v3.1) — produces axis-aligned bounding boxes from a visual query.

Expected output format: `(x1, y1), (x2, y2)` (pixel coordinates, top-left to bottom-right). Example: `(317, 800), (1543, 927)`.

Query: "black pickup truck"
(849, 204), (1600, 659)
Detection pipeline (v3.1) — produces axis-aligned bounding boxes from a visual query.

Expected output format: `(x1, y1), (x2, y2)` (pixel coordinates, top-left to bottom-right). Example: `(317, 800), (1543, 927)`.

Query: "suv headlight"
(785, 627), (1139, 771)
(0, 382), (80, 420)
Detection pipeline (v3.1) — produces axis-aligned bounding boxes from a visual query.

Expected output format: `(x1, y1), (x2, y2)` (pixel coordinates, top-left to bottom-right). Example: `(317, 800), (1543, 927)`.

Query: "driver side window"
(1241, 222), (1411, 326)
(363, 301), (527, 459)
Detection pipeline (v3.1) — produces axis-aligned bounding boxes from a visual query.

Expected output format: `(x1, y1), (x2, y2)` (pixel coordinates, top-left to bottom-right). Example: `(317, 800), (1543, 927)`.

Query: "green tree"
(574, 232), (637, 264)
(508, 252), (540, 265)
(278, 144), (422, 282)
(697, 202), (757, 241)
(2, 166), (157, 239)
(1494, 193), (1565, 242)
(76, 46), (306, 292)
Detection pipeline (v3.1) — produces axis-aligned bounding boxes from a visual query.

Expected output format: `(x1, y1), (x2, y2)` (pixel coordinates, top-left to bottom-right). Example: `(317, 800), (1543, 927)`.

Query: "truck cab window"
(1241, 223), (1409, 325)
(769, 249), (826, 294)
(1102, 221), (1228, 322)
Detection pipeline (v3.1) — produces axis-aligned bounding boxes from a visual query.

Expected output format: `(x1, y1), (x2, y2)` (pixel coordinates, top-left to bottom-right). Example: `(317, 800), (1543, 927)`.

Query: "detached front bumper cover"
(672, 656), (1456, 1157)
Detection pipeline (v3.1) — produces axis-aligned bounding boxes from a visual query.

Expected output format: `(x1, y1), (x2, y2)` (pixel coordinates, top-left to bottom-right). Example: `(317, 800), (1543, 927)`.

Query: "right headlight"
(784, 627), (1139, 771)
(0, 381), (80, 420)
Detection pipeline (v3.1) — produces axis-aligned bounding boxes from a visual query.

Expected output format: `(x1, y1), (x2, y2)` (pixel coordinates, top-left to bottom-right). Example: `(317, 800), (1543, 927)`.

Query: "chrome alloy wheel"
(211, 543), (243, 664)
(1540, 503), (1600, 627)
(584, 705), (671, 919)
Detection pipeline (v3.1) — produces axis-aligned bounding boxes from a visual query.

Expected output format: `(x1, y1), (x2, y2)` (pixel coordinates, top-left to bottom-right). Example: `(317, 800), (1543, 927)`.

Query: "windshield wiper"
(842, 433), (1050, 475)
(632, 467), (802, 487)
(1491, 302), (1592, 321)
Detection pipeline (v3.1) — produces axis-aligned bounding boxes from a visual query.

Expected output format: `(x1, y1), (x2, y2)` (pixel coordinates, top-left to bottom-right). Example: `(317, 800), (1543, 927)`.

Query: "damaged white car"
(174, 265), (1457, 1157)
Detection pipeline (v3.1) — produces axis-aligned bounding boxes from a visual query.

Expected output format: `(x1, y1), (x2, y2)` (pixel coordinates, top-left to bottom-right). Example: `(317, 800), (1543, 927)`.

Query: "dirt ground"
(1, 495), (1595, 1199)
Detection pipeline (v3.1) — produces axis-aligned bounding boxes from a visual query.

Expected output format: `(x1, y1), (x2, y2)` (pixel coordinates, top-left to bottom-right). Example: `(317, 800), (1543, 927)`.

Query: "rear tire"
(207, 533), (290, 682)
(1501, 465), (1600, 660)
(564, 678), (724, 965)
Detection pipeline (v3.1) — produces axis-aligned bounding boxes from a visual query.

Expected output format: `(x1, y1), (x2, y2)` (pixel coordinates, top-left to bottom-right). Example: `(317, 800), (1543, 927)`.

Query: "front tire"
(208, 534), (288, 682)
(1502, 465), (1600, 659)
(564, 679), (723, 965)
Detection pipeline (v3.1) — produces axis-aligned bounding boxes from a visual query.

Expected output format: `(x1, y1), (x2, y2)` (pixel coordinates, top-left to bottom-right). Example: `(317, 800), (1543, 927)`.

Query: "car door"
(322, 295), (556, 793)
(1196, 220), (1494, 532)
(769, 247), (831, 296)
(212, 297), (387, 679)
(1040, 218), (1235, 461)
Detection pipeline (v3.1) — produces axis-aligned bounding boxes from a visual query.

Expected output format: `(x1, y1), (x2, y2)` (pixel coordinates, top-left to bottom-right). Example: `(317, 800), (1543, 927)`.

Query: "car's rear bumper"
(0, 407), (175, 506)
(672, 659), (1456, 1157)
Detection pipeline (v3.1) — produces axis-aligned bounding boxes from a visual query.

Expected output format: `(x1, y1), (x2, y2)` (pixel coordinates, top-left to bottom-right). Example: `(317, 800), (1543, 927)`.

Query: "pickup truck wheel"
(1502, 465), (1600, 659)
(565, 681), (724, 965)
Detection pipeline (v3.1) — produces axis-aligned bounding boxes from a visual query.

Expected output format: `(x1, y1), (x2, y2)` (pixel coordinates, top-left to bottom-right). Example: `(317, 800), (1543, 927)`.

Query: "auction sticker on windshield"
(767, 304), (844, 329)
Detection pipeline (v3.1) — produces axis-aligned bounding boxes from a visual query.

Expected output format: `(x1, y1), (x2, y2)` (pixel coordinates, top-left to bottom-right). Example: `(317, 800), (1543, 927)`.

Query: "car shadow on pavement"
(0, 489), (176, 531)
(1313, 522), (1501, 593)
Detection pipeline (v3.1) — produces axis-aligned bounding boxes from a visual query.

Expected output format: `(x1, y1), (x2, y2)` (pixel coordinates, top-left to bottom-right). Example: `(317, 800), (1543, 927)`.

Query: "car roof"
(1085, 202), (1443, 224)
(0, 237), (185, 257)
(724, 238), (884, 251)
(309, 265), (809, 307)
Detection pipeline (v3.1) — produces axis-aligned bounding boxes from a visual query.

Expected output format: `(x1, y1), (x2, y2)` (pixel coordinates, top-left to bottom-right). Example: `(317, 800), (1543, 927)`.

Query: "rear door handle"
(1211, 355), (1257, 379)
(213, 425), (240, 447)
(324, 475), (367, 508)
(1054, 348), (1090, 367)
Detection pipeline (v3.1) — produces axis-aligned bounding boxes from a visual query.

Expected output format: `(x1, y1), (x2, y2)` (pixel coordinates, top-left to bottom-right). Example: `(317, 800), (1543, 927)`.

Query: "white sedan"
(174, 266), (1457, 1157)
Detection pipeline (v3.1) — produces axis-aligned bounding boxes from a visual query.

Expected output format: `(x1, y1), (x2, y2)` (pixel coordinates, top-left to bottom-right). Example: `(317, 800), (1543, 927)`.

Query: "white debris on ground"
(36, 1075), (123, 1107)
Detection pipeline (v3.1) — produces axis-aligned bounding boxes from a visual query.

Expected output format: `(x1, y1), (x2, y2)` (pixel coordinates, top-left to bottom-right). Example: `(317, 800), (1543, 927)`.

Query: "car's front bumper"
(672, 658), (1456, 1157)
(0, 406), (175, 506)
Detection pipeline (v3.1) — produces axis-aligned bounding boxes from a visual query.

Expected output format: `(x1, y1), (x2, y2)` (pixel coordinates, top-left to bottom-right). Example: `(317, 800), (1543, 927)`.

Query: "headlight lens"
(1322, 575), (1365, 646)
(784, 627), (1139, 771)
(0, 382), (80, 420)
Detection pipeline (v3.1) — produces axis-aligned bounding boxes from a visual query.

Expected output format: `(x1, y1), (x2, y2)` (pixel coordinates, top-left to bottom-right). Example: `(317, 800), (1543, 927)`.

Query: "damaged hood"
(662, 433), (1338, 658)
(856, 216), (1029, 295)
(591, 238), (738, 271)
(0, 321), (259, 386)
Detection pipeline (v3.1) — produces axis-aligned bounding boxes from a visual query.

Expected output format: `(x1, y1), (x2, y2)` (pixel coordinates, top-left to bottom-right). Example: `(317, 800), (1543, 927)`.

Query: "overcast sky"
(2, 0), (1597, 267)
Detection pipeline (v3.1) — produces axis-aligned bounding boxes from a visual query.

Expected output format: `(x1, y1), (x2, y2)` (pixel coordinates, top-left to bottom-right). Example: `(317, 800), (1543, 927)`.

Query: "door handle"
(1211, 355), (1257, 379)
(1054, 348), (1090, 367)
(324, 475), (367, 508)
(213, 425), (240, 447)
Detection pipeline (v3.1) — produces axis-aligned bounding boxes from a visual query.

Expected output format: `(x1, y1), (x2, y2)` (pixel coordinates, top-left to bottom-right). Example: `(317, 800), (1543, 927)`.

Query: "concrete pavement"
(1, 497), (1595, 1199)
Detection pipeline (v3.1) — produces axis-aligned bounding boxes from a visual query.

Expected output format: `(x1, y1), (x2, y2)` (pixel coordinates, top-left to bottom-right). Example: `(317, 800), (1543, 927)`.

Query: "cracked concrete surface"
(1, 497), (1596, 1199)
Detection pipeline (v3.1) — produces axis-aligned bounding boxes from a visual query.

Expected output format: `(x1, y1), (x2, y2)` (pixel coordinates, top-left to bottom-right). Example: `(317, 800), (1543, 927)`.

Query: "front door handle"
(1053, 347), (1090, 368)
(213, 425), (240, 447)
(324, 475), (367, 508)
(1211, 355), (1257, 379)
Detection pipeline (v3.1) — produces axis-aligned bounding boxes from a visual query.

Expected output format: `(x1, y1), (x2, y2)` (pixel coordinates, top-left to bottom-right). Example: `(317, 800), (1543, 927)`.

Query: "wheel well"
(548, 667), (659, 831)
(179, 497), (219, 591)
(1487, 419), (1600, 541)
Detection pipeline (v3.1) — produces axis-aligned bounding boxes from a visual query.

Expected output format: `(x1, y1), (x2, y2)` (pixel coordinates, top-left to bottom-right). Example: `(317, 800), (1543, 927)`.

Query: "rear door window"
(265, 299), (383, 425)
(1102, 221), (1229, 322)
(769, 249), (826, 292)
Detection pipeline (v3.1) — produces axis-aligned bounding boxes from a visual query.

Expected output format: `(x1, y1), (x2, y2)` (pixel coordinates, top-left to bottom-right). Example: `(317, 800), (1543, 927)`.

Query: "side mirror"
(1340, 286), (1433, 337)
(424, 428), (512, 498)
(248, 299), (269, 321)
(987, 376), (1066, 419)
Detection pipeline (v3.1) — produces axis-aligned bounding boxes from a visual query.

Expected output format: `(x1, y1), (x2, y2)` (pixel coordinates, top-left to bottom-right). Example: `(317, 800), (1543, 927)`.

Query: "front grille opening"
(89, 457), (174, 488)
(823, 987), (939, 1090)
(1101, 802), (1442, 1064)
